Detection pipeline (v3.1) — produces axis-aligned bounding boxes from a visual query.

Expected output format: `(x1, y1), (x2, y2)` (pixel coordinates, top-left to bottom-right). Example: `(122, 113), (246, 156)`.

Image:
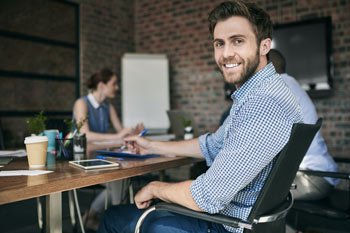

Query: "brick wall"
(135, 0), (225, 133)
(0, 0), (77, 147)
(0, 0), (134, 147)
(263, 0), (350, 158)
(134, 0), (350, 158)
(2, 0), (349, 157)
(77, 0), (135, 116)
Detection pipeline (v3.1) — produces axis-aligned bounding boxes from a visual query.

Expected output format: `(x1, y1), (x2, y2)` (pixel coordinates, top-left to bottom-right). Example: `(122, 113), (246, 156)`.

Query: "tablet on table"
(69, 159), (120, 170)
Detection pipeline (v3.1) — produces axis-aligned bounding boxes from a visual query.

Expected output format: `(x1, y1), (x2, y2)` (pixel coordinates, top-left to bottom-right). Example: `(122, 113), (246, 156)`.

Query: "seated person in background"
(269, 49), (338, 200)
(97, 1), (302, 233)
(73, 68), (144, 230)
(73, 68), (143, 141)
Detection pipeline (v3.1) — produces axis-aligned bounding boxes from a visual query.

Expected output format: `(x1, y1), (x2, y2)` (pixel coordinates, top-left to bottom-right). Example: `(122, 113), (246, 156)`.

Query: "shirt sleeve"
(191, 96), (295, 214)
(198, 116), (230, 166)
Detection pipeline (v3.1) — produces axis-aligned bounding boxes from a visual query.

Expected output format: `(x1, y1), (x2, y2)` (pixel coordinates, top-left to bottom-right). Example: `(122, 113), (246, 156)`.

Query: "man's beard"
(223, 49), (260, 86)
(240, 49), (260, 84)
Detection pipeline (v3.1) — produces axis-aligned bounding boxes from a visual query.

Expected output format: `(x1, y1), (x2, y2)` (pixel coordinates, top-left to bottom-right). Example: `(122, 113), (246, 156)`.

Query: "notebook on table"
(96, 150), (159, 159)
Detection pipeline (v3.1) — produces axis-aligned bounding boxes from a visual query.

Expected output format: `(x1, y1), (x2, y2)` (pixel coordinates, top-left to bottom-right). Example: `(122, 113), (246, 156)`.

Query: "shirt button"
(207, 229), (211, 232)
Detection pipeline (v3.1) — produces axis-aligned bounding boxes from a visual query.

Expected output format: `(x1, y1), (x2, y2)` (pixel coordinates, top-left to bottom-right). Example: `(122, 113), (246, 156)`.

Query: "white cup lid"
(24, 136), (49, 144)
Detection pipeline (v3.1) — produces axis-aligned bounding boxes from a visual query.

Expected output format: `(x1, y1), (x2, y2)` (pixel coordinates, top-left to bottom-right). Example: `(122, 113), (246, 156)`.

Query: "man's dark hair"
(269, 49), (286, 74)
(208, 0), (272, 45)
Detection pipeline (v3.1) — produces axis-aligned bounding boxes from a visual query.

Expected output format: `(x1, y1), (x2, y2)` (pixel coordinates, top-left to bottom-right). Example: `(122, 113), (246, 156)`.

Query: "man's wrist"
(148, 140), (160, 155)
(149, 181), (162, 199)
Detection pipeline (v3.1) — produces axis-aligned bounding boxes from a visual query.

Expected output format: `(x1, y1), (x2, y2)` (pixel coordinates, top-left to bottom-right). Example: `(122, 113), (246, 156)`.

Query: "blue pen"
(119, 129), (148, 152)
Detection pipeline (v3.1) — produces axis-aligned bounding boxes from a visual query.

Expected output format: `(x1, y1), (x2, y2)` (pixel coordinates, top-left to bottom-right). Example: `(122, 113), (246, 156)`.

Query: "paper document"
(91, 140), (123, 145)
(0, 149), (27, 157)
(0, 170), (53, 176)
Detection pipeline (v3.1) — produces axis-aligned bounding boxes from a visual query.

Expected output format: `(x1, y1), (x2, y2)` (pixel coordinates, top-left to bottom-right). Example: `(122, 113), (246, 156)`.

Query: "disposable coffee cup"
(24, 136), (48, 168)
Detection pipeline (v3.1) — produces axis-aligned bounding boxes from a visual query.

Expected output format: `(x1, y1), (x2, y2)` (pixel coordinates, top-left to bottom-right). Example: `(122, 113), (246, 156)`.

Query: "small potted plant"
(26, 110), (47, 136)
(24, 111), (49, 166)
(178, 115), (193, 140)
(65, 117), (88, 155)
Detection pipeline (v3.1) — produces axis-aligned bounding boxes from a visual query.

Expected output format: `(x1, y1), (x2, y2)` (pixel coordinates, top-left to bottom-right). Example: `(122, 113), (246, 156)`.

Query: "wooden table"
(0, 143), (197, 233)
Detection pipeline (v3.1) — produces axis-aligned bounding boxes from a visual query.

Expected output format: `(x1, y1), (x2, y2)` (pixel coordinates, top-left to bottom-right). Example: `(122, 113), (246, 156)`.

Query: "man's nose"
(223, 44), (236, 59)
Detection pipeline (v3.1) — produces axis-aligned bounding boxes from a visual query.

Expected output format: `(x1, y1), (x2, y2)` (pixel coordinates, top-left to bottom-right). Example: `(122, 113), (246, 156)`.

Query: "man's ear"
(260, 38), (271, 56)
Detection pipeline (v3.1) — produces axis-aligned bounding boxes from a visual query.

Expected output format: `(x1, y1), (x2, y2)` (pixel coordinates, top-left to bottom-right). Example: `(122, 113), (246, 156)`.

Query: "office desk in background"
(0, 142), (197, 233)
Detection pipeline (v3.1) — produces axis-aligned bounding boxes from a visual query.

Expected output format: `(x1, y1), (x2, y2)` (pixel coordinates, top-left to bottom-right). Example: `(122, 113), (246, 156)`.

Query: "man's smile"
(224, 63), (240, 69)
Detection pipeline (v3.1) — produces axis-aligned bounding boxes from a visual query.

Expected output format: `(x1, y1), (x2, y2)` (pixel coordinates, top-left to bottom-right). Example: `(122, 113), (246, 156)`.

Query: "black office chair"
(134, 119), (322, 233)
(286, 157), (350, 233)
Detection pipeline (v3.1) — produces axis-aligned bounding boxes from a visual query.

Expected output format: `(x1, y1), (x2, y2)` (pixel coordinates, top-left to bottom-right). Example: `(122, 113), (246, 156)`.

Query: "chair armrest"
(156, 193), (294, 227)
(298, 169), (350, 180)
(154, 202), (252, 229)
(135, 192), (294, 233)
(134, 202), (253, 233)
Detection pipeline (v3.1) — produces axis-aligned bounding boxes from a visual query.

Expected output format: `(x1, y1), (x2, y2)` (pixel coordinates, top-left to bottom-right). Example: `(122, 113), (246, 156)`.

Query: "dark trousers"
(97, 204), (229, 233)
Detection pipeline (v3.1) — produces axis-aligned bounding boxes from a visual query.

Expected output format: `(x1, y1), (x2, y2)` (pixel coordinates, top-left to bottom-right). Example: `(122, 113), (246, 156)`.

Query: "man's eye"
(234, 39), (243, 44)
(215, 41), (224, 47)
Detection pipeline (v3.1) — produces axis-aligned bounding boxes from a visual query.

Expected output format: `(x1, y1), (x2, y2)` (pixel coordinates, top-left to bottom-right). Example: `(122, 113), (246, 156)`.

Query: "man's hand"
(123, 135), (153, 155)
(134, 181), (203, 211)
(124, 135), (203, 158)
(134, 181), (162, 209)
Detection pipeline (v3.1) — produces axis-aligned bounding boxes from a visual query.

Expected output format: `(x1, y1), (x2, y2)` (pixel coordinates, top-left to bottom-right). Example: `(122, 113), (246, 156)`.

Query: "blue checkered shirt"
(191, 63), (302, 233)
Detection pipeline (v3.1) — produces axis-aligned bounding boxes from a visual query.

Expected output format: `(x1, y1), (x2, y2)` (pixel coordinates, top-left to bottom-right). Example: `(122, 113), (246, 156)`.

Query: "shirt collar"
(87, 93), (100, 109)
(231, 62), (276, 101)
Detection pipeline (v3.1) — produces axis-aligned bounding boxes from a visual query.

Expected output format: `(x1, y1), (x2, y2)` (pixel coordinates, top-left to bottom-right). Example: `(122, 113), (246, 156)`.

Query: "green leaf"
(178, 114), (192, 127)
(26, 111), (47, 135)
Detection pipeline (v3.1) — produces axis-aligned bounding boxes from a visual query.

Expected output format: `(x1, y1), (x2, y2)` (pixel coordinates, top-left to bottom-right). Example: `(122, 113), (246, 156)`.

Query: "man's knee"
(97, 207), (117, 233)
(102, 206), (117, 222)
(99, 204), (144, 233)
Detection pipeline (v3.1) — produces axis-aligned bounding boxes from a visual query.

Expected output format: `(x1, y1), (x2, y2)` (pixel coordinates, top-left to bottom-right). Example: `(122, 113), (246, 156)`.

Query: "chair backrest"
(247, 119), (322, 222)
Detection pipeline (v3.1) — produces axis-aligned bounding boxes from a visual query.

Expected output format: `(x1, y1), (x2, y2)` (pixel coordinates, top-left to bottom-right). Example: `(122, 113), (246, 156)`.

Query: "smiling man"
(97, 1), (302, 233)
(214, 17), (262, 88)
